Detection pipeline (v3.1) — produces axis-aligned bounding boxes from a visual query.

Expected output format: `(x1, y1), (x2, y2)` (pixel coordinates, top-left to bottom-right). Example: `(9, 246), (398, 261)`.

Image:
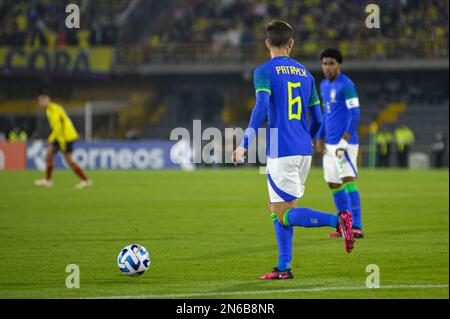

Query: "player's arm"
(336, 83), (361, 155)
(232, 91), (269, 164)
(342, 83), (361, 141)
(240, 91), (269, 149)
(317, 104), (326, 141)
(47, 111), (64, 144)
(233, 66), (270, 164)
(316, 84), (327, 154)
(307, 79), (322, 139)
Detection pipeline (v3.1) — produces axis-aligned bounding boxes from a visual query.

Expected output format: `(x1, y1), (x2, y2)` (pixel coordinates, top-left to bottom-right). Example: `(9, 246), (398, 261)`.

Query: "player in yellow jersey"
(34, 94), (92, 189)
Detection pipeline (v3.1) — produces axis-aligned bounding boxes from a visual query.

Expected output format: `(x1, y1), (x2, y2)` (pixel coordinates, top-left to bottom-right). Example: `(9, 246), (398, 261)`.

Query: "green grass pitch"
(0, 168), (448, 299)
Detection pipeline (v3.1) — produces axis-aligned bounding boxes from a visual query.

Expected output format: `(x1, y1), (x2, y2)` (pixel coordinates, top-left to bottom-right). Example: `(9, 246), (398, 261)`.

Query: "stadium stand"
(154, 0), (448, 45)
(116, 0), (449, 64)
(0, 0), (131, 47)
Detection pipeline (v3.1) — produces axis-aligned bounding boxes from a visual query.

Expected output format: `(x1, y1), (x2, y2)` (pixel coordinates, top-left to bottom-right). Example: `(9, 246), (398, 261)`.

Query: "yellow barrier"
(0, 46), (113, 75)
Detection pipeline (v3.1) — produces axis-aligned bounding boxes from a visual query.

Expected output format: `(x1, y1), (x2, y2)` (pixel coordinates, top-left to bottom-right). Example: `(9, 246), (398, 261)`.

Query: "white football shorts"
(323, 144), (359, 184)
(266, 156), (312, 203)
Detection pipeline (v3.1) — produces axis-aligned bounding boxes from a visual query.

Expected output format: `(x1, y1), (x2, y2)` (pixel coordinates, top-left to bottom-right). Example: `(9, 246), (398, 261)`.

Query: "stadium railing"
(116, 39), (449, 66)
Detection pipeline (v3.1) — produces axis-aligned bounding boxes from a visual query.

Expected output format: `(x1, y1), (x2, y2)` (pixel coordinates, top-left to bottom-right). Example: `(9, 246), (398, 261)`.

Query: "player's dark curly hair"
(320, 48), (343, 64)
(265, 20), (294, 47)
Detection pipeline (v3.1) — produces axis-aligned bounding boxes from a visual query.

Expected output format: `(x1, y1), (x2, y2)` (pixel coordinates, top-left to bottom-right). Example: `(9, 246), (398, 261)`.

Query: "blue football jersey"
(254, 56), (321, 158)
(320, 73), (360, 145)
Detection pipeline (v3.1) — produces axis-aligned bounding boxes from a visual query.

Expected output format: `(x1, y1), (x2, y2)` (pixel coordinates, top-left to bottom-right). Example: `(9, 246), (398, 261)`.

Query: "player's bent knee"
(271, 201), (296, 225)
(276, 212), (284, 225)
(270, 203), (282, 215)
(276, 209), (290, 226)
(328, 183), (341, 189)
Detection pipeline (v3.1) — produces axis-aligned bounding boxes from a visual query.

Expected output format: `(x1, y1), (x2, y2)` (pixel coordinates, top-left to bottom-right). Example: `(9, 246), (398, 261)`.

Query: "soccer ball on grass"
(117, 244), (150, 276)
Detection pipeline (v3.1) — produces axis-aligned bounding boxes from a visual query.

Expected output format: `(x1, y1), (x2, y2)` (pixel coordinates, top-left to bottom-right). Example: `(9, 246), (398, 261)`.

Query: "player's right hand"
(335, 138), (349, 158)
(316, 140), (326, 154)
(231, 146), (246, 165)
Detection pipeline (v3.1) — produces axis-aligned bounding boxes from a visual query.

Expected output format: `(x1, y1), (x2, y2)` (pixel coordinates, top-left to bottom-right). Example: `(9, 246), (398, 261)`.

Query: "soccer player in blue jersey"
(232, 21), (355, 280)
(316, 49), (364, 239)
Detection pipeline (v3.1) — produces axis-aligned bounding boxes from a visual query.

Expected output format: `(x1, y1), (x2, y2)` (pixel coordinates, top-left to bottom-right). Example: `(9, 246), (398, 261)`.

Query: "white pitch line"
(85, 284), (449, 299)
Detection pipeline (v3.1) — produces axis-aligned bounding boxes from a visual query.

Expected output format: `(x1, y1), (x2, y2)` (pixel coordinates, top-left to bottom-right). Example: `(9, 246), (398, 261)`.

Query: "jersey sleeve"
(308, 78), (321, 107)
(47, 107), (63, 143)
(253, 64), (271, 95)
(342, 81), (361, 136)
(342, 81), (360, 109)
(239, 91), (269, 149)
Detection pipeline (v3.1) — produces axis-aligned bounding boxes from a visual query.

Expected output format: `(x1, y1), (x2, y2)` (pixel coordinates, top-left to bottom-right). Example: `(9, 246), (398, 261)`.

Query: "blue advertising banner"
(26, 140), (194, 170)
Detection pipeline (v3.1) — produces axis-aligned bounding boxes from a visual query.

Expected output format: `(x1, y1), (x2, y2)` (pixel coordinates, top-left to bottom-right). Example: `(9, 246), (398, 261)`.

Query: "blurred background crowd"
(0, 0), (126, 47)
(1, 0), (448, 58)
(150, 0), (448, 59)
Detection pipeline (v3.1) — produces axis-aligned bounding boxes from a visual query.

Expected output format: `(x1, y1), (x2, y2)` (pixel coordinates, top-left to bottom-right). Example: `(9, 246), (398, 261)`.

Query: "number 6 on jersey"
(288, 81), (302, 120)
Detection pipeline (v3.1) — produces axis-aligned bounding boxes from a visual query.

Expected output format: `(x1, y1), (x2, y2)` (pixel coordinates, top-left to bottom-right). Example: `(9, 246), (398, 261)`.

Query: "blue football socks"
(332, 184), (351, 213)
(284, 207), (338, 228)
(346, 182), (362, 230)
(272, 214), (293, 271)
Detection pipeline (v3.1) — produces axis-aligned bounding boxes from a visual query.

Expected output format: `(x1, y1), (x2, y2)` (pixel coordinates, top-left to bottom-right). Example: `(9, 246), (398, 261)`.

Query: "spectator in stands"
(0, 0), (448, 56)
(149, 0), (449, 60)
(0, 132), (6, 142)
(8, 126), (28, 142)
(0, 0), (124, 47)
(395, 124), (415, 168)
(376, 126), (393, 167)
(28, 4), (47, 47)
(431, 128), (447, 168)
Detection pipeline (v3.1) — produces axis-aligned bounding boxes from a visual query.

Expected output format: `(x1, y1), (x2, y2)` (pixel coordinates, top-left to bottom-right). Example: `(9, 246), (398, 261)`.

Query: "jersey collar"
(271, 56), (290, 60)
(327, 72), (342, 85)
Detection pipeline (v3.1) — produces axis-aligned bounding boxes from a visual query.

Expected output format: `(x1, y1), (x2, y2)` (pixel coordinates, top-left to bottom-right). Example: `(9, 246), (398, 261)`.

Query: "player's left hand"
(231, 146), (246, 165)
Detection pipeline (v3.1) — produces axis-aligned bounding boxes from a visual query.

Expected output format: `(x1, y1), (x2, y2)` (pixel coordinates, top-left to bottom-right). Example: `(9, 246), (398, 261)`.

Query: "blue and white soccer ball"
(117, 244), (151, 276)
